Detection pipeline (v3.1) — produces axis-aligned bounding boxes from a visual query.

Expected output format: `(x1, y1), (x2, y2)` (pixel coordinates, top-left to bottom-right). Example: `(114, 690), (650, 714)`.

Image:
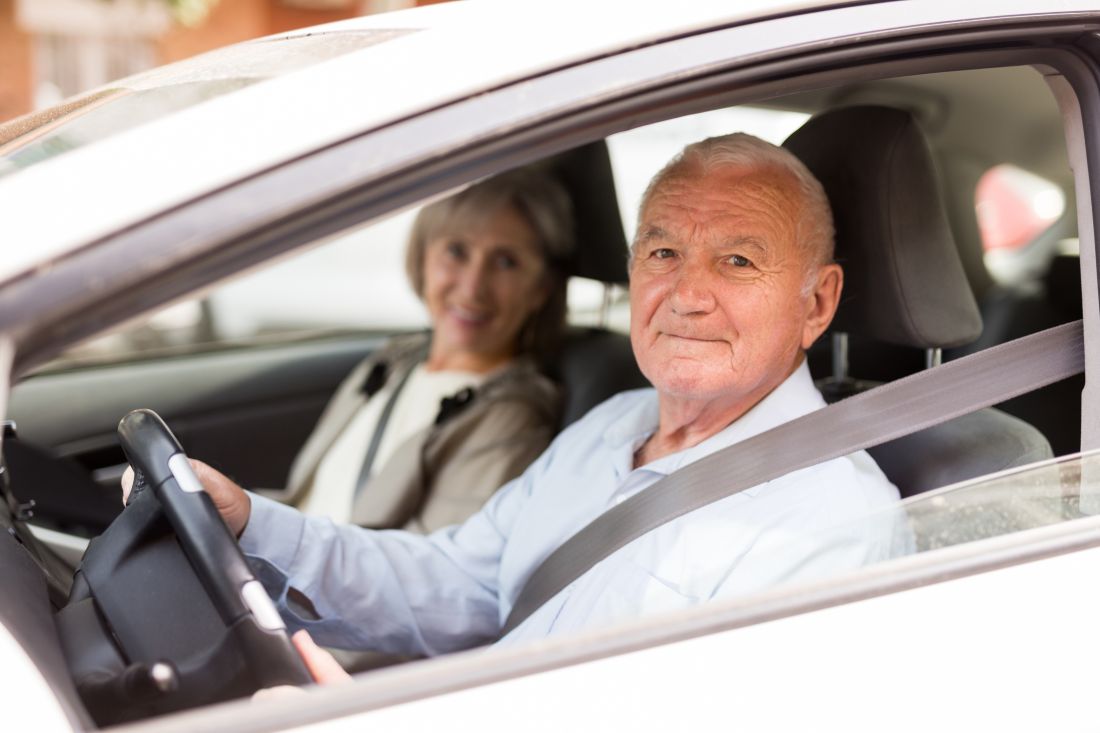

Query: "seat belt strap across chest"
(501, 321), (1086, 635)
(353, 361), (417, 500)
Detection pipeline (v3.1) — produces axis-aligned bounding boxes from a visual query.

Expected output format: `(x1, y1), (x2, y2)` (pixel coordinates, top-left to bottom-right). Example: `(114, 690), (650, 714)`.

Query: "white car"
(2, 0), (1099, 730)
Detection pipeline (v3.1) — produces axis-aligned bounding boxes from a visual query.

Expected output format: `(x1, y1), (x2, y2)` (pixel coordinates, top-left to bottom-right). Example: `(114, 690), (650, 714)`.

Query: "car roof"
(0, 0), (841, 287)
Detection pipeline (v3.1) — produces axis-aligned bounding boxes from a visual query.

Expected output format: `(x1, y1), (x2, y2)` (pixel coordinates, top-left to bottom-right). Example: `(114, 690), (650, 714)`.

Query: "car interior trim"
(25, 525), (89, 567)
(10, 335), (381, 454)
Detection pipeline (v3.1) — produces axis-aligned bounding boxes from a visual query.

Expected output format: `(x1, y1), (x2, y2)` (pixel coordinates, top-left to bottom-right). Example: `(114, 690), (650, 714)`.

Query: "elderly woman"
(279, 169), (575, 533)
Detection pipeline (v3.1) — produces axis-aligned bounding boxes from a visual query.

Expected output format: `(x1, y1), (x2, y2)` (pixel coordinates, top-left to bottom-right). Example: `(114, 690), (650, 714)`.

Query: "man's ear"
(801, 263), (843, 350)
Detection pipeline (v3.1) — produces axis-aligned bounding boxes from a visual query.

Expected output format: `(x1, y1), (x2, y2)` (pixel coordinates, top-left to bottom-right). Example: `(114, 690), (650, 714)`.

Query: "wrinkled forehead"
(639, 164), (803, 243)
(648, 160), (803, 209)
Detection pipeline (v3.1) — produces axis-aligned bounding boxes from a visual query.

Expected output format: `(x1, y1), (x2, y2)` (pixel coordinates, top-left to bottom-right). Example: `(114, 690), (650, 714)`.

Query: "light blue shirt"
(240, 361), (901, 656)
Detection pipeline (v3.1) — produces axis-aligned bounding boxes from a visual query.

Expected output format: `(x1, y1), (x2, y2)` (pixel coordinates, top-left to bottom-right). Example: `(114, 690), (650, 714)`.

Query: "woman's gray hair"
(636, 132), (834, 279)
(406, 168), (575, 367)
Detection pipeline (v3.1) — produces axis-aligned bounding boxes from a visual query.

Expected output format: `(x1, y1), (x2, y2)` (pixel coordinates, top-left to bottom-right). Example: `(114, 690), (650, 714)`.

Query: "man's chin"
(644, 367), (730, 399)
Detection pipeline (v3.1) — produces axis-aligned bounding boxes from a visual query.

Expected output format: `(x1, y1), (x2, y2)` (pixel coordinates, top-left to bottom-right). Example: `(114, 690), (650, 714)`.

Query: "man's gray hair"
(634, 132), (835, 278)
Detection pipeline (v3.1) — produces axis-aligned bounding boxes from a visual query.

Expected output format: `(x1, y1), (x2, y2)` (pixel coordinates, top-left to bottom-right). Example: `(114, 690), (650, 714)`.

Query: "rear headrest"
(784, 106), (982, 348)
(531, 140), (630, 285)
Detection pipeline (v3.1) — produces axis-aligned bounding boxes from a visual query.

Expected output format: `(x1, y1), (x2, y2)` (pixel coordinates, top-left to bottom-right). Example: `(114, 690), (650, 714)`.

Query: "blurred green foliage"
(160, 0), (221, 27)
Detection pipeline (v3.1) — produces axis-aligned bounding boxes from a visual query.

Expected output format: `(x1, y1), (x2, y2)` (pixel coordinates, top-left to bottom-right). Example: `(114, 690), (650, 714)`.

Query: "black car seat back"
(532, 141), (649, 427)
(784, 106), (1053, 496)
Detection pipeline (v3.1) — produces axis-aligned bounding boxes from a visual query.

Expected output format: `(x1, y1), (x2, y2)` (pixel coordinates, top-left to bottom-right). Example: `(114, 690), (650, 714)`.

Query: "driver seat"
(784, 106), (1053, 497)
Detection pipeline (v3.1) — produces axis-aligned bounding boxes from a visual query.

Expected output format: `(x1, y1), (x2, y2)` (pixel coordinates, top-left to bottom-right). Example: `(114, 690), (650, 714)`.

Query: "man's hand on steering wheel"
(122, 458), (251, 537)
(119, 451), (351, 689)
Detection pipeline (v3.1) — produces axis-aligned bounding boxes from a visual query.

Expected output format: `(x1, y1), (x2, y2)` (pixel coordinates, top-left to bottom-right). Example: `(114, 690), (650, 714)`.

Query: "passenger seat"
(531, 141), (649, 428)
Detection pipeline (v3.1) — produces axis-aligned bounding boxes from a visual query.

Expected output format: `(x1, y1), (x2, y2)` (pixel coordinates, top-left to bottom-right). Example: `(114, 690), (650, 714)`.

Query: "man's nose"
(668, 261), (716, 315)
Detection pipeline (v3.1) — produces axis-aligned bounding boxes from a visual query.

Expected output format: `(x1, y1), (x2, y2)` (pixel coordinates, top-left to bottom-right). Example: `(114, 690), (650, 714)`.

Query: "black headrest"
(784, 106), (982, 349)
(532, 141), (630, 285)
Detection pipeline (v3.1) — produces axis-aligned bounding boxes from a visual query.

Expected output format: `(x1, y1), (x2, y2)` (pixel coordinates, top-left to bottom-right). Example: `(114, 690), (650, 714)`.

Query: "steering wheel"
(57, 409), (311, 725)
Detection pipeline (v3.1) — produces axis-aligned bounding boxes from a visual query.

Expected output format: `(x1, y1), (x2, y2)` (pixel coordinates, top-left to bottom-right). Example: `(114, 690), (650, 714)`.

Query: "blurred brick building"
(0, 0), (450, 122)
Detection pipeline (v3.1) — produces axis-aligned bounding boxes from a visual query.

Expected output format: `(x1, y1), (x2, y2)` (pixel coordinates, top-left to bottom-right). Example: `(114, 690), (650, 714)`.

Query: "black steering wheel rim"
(115, 409), (311, 694)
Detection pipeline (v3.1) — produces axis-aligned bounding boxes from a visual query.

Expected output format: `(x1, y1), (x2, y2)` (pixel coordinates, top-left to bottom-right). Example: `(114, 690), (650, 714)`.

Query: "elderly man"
(166, 132), (899, 662)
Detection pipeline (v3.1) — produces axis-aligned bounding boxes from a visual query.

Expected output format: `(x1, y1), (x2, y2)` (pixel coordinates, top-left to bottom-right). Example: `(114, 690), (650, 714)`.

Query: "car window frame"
(5, 3), (1100, 729)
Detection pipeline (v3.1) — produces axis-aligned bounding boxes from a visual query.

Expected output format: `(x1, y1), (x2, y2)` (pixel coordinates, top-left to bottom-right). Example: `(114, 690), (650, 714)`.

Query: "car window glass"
(723, 451), (1099, 614)
(816, 452), (1094, 564)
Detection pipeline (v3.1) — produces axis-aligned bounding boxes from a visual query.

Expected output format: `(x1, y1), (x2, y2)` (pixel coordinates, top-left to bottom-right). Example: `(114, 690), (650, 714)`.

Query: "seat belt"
(501, 320), (1085, 636)
(353, 361), (417, 500)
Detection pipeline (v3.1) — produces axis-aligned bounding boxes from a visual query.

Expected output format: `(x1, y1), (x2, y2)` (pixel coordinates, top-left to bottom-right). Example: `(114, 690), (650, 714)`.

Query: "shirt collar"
(605, 359), (825, 477)
(603, 390), (659, 449)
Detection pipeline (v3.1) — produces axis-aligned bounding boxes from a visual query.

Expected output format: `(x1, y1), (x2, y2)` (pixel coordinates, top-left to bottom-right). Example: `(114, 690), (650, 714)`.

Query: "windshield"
(0, 29), (413, 179)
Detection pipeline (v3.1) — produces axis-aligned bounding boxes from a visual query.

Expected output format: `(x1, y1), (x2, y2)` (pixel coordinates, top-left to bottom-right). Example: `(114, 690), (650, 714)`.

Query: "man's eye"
(652, 248), (676, 260)
(494, 253), (518, 270)
(727, 254), (752, 267)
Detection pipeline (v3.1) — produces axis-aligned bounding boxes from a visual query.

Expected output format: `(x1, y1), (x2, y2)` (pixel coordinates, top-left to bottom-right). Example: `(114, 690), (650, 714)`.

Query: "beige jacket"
(277, 334), (561, 533)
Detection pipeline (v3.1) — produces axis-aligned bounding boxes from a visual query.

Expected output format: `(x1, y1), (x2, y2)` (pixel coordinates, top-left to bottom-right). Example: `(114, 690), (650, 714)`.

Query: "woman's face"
(422, 203), (551, 372)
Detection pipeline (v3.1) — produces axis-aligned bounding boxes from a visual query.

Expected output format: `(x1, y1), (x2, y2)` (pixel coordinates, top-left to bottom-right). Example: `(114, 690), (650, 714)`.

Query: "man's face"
(629, 164), (840, 408)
